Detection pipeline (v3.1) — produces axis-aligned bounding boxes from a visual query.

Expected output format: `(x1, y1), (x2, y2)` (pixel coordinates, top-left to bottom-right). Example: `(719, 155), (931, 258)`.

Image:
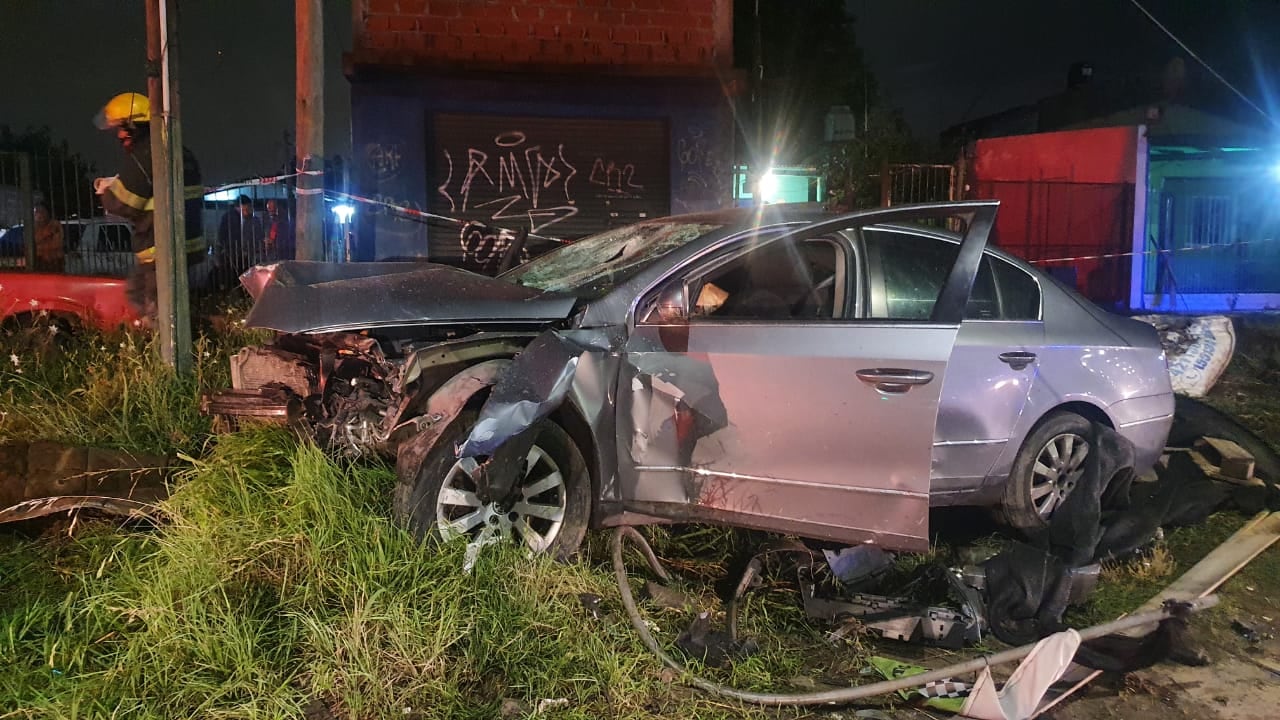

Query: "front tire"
(1001, 411), (1093, 531)
(395, 410), (591, 562)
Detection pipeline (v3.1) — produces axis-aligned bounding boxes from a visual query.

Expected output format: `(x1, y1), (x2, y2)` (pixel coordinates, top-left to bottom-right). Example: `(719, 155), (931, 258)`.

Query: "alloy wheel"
(436, 445), (567, 560)
(1030, 432), (1090, 519)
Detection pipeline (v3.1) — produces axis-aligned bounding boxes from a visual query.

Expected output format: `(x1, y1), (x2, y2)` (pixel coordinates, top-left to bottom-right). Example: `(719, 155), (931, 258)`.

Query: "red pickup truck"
(0, 272), (138, 332)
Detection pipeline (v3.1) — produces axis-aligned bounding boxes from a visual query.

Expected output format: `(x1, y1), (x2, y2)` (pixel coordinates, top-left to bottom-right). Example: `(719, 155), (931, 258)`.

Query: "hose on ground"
(611, 525), (1219, 708)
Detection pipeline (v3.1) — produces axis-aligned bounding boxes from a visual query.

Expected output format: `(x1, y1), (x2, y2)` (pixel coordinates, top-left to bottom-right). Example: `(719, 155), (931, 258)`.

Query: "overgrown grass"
(0, 429), (876, 719)
(0, 304), (266, 455)
(2, 431), (646, 718)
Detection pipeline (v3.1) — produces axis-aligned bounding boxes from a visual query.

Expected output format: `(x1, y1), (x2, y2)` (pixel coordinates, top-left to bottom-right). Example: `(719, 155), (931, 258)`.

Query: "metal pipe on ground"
(611, 525), (1219, 708)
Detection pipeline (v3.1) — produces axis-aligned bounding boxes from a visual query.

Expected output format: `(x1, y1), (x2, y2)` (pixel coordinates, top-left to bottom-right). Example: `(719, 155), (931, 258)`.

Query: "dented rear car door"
(616, 203), (998, 551)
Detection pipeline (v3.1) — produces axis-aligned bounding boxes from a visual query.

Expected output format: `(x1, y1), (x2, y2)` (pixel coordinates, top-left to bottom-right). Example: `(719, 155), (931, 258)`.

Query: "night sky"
(0, 0), (354, 181)
(1, 1), (1275, 184)
(852, 0), (1280, 139)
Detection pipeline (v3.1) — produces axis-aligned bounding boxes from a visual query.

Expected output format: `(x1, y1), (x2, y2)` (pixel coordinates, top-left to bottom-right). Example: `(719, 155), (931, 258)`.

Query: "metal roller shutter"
(430, 113), (670, 269)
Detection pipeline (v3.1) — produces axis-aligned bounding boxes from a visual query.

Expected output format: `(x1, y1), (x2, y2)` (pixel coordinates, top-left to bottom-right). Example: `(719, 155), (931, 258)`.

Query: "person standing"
(93, 92), (206, 322)
(264, 198), (294, 261)
(32, 201), (64, 273)
(215, 195), (265, 283)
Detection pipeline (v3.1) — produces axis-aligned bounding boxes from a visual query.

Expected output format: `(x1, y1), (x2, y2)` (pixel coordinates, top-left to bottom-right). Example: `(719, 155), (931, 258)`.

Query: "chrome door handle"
(998, 351), (1037, 370)
(856, 368), (935, 394)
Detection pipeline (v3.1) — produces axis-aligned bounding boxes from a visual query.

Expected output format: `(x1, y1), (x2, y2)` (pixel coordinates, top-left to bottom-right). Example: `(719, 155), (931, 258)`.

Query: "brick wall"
(351, 0), (732, 72)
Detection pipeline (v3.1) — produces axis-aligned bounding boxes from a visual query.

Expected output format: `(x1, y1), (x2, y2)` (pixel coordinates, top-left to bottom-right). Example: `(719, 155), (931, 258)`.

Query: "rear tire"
(395, 410), (591, 562)
(1001, 411), (1093, 531)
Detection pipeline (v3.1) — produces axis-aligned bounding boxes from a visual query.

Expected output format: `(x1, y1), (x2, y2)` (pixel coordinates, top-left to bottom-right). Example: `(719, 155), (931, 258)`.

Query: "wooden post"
(295, 0), (324, 261)
(147, 0), (191, 372)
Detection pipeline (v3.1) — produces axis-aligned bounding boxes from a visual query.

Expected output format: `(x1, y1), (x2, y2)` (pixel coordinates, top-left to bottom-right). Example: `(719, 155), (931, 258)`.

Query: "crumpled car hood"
(241, 261), (579, 334)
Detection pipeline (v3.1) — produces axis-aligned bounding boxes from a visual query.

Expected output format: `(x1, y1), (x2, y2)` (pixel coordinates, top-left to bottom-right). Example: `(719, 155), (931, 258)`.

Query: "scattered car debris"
(613, 524), (1218, 709)
(577, 593), (604, 620)
(676, 611), (759, 668)
(865, 656), (968, 713)
(1231, 619), (1262, 644)
(1135, 314), (1236, 397)
(963, 628), (1082, 720)
(0, 441), (170, 525)
(798, 563), (985, 650)
(533, 698), (569, 715)
(822, 545), (894, 586)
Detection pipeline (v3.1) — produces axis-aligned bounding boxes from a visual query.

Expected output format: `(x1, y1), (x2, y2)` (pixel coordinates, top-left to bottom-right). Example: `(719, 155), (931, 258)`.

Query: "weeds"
(0, 306), (265, 455)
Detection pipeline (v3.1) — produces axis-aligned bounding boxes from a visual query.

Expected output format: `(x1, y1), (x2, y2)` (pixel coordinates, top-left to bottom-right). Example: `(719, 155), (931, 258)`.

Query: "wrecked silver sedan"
(205, 201), (1174, 557)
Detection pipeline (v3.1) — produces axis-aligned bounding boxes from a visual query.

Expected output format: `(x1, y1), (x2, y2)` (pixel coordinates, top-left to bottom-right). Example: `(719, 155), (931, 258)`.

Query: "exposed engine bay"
(203, 328), (536, 459)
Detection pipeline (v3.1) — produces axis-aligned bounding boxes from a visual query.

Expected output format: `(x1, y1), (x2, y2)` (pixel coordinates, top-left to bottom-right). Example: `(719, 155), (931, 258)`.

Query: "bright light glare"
(758, 170), (779, 203)
(1271, 162), (1280, 183)
(331, 204), (355, 223)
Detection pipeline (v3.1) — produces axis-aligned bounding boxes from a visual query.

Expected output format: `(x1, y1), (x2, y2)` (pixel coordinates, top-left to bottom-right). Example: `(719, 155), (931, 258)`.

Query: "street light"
(758, 169), (779, 204)
(331, 203), (355, 224)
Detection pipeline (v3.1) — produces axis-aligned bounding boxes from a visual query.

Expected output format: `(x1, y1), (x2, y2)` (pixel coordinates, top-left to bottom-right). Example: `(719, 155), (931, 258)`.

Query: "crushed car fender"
(393, 359), (511, 520)
(459, 331), (587, 459)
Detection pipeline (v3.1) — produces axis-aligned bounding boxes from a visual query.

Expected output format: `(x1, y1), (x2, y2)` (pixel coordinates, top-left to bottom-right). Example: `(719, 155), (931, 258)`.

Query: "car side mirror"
(643, 283), (687, 324)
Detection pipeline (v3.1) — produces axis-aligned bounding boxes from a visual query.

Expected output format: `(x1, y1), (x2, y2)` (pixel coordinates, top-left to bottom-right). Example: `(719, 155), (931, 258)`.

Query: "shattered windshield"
(501, 221), (724, 296)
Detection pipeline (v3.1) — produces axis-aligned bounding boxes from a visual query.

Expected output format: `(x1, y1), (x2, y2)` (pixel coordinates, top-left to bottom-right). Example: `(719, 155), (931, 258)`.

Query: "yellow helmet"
(94, 92), (151, 129)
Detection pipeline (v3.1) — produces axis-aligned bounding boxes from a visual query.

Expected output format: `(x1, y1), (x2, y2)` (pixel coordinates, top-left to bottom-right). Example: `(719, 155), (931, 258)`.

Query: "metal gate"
(881, 163), (955, 207)
(429, 113), (671, 272)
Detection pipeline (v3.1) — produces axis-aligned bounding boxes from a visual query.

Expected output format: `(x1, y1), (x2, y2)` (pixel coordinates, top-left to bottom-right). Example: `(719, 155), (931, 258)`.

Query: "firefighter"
(93, 92), (207, 323)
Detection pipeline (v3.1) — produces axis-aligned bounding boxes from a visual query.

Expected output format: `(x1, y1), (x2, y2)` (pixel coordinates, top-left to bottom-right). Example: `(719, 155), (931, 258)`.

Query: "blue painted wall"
(349, 72), (734, 262)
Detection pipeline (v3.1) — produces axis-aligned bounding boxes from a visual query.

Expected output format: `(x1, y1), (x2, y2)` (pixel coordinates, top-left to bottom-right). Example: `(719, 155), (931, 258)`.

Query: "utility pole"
(753, 0), (765, 202)
(146, 0), (191, 372)
(295, 0), (324, 261)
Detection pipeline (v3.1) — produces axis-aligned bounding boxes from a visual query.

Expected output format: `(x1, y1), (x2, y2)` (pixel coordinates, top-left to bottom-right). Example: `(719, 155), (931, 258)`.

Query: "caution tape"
(327, 190), (571, 244)
(1029, 237), (1279, 265)
(200, 171), (570, 244)
(203, 169), (325, 196)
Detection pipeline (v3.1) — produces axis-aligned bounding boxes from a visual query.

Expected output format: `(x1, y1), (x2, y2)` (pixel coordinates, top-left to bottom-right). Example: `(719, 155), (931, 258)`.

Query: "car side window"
(865, 228), (1042, 322)
(63, 224), (84, 251)
(967, 257), (1000, 320)
(865, 228), (956, 320)
(688, 237), (845, 321)
(99, 225), (132, 252)
(991, 255), (1041, 320)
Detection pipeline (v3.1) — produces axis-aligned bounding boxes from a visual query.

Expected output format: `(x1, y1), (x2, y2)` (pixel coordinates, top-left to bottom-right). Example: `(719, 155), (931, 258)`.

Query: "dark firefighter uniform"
(94, 92), (207, 318)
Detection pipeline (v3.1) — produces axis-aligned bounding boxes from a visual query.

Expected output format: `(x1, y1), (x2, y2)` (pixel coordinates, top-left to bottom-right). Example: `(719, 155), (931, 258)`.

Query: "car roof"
(63, 215), (130, 226)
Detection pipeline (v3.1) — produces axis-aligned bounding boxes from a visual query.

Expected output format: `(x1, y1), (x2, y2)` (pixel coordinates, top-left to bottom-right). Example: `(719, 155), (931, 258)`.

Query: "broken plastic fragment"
(866, 656), (968, 713)
(823, 545), (894, 586)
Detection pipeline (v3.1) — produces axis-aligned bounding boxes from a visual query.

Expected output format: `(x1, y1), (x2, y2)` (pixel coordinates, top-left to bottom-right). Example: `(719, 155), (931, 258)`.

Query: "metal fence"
(0, 147), (101, 273)
(881, 163), (956, 207)
(0, 148), (352, 293)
